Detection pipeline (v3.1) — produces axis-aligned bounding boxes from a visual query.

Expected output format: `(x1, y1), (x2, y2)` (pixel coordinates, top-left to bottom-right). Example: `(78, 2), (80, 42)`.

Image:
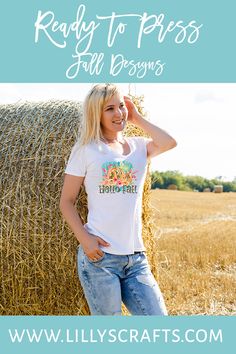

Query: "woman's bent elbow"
(172, 138), (177, 148)
(59, 198), (65, 214)
(59, 197), (70, 214)
(59, 197), (75, 212)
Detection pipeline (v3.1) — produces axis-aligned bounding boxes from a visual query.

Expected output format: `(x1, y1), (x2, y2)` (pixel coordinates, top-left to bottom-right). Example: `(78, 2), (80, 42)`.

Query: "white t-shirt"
(65, 136), (151, 255)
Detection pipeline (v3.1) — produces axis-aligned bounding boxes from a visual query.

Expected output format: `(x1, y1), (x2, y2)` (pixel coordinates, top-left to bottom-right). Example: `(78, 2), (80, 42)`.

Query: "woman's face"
(100, 93), (128, 134)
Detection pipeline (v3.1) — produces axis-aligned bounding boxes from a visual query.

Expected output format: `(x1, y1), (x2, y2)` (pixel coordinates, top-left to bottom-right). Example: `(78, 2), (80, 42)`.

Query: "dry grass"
(0, 99), (155, 316)
(151, 190), (236, 315)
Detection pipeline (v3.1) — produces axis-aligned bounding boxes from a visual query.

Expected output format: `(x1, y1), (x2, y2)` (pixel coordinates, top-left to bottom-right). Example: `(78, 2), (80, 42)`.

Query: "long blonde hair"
(77, 83), (122, 147)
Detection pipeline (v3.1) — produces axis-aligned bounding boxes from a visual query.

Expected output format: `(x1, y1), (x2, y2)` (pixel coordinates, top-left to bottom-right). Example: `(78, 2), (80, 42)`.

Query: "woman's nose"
(114, 108), (122, 117)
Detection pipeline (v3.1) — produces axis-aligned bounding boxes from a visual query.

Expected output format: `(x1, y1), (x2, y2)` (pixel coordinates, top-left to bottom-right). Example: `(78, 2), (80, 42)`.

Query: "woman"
(60, 83), (177, 315)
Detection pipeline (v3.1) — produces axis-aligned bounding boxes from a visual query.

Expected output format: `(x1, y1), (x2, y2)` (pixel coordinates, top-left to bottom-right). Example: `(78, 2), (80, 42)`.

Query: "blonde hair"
(77, 83), (122, 147)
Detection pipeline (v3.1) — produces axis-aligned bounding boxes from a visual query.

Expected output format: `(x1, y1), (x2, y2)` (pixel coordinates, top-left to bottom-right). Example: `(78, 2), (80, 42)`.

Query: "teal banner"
(0, 316), (235, 354)
(0, 0), (235, 82)
(0, 1), (235, 353)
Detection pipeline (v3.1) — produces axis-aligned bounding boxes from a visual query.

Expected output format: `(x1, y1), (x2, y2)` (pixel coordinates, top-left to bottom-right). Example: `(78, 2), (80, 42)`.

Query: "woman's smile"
(112, 119), (125, 126)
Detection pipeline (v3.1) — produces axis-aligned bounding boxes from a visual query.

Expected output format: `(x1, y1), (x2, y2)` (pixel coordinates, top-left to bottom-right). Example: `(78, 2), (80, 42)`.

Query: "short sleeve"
(142, 137), (152, 146)
(64, 143), (87, 177)
(132, 136), (151, 149)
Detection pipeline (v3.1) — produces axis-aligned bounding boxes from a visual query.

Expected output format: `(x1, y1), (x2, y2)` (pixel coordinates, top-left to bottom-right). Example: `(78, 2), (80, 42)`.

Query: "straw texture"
(0, 97), (158, 315)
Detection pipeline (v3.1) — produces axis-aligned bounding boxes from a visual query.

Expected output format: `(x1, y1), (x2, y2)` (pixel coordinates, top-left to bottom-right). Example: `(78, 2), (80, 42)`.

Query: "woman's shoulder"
(72, 140), (95, 151)
(78, 140), (107, 155)
(127, 136), (151, 144)
(127, 135), (149, 140)
(67, 141), (94, 162)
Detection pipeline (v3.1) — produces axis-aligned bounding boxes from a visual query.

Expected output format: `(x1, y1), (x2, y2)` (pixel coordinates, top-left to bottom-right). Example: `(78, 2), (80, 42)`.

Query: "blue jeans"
(77, 245), (168, 316)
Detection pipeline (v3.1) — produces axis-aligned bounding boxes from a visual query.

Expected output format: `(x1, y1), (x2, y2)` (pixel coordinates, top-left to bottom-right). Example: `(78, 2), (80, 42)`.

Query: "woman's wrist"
(130, 113), (144, 126)
(76, 231), (92, 246)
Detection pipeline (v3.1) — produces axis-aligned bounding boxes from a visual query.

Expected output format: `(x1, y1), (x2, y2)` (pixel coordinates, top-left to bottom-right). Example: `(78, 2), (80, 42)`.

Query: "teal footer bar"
(0, 316), (234, 354)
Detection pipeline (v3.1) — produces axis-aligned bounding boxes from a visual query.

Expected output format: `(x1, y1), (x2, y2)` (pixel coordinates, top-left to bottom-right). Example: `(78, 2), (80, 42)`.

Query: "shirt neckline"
(99, 137), (133, 157)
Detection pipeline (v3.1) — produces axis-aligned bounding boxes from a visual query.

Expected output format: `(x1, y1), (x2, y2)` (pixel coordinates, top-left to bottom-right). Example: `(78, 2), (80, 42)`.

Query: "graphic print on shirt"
(99, 161), (138, 193)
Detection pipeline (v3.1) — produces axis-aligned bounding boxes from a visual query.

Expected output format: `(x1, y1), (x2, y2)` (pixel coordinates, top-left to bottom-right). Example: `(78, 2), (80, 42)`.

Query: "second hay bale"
(214, 185), (223, 193)
(167, 184), (178, 191)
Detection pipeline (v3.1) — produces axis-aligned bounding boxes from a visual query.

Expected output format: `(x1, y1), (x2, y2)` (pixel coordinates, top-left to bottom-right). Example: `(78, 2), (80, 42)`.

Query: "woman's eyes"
(106, 104), (125, 111)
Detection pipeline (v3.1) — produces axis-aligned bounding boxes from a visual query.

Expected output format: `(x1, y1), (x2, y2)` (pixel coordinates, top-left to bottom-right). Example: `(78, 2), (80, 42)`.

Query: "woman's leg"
(120, 252), (168, 315)
(77, 245), (122, 315)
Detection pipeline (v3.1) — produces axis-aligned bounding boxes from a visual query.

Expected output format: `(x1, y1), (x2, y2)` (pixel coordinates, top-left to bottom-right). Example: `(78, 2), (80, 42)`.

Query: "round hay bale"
(167, 184), (178, 190)
(203, 188), (211, 193)
(214, 185), (223, 193)
(0, 99), (157, 315)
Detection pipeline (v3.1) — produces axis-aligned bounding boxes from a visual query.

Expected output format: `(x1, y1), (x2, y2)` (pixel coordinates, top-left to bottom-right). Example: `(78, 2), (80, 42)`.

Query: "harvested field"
(151, 190), (236, 315)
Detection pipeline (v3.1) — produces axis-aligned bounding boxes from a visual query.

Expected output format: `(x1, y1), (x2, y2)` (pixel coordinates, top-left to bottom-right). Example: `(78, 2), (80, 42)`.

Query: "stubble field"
(150, 189), (236, 315)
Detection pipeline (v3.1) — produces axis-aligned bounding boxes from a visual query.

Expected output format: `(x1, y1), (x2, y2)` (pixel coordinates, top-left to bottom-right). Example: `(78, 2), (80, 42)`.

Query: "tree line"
(151, 170), (236, 192)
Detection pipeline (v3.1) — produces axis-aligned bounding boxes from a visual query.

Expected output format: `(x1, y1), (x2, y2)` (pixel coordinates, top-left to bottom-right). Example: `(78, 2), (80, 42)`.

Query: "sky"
(0, 83), (235, 181)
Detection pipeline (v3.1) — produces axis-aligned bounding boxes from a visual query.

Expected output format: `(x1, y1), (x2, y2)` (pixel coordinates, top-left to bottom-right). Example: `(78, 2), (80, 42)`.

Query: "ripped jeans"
(77, 245), (168, 316)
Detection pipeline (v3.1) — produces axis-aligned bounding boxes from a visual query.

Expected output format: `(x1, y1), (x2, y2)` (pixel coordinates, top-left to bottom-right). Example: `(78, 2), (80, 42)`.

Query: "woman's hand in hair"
(124, 96), (142, 125)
